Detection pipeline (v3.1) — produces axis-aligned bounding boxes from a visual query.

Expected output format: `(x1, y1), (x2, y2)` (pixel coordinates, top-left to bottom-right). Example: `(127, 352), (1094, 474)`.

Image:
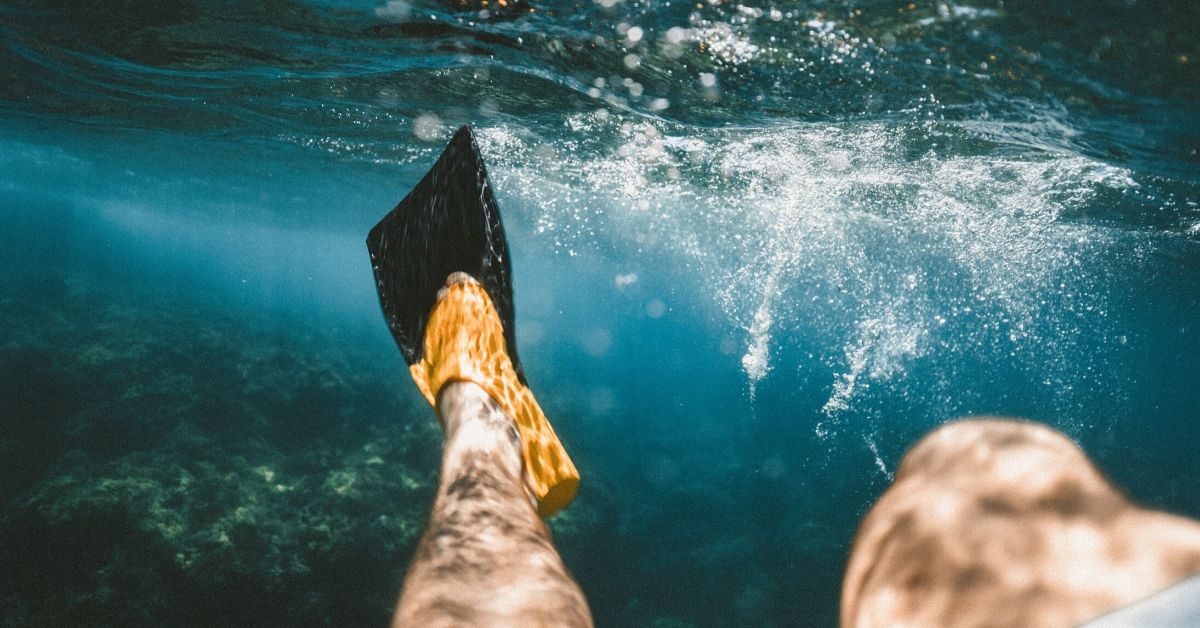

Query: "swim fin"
(367, 125), (522, 382)
(366, 125), (579, 516)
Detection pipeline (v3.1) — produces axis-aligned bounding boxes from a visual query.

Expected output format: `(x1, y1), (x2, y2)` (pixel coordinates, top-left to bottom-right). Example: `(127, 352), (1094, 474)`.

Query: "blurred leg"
(842, 418), (1200, 628)
(392, 382), (592, 628)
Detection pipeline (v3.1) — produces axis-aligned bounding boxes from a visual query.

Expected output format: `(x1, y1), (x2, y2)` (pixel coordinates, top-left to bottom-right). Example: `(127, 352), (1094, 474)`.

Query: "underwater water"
(1, 0), (1198, 625)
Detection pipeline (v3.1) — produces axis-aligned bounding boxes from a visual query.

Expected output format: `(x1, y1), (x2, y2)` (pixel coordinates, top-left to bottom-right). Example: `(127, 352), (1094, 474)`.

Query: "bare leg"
(393, 381), (592, 628)
(842, 418), (1200, 628)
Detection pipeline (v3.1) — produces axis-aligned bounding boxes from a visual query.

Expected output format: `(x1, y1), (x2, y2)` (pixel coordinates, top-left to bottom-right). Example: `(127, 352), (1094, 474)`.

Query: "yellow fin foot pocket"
(410, 277), (579, 517)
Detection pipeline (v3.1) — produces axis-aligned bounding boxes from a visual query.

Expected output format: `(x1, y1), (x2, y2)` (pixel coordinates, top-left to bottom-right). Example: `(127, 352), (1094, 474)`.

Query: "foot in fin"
(412, 272), (579, 516)
(366, 126), (579, 517)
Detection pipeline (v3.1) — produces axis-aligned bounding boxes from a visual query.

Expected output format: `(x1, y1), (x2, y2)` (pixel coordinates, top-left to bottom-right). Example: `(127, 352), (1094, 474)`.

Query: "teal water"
(1, 0), (1199, 625)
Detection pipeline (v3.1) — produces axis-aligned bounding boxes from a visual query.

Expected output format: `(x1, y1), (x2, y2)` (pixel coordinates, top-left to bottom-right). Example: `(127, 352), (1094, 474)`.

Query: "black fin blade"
(366, 125), (525, 383)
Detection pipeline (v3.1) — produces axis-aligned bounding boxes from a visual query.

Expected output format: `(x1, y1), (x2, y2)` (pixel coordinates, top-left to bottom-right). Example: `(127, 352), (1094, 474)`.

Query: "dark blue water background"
(1, 0), (1198, 625)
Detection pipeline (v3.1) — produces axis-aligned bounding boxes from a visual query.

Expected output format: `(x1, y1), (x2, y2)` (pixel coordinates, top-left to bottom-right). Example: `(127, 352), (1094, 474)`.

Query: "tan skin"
(392, 380), (592, 628)
(393, 276), (1199, 627)
(843, 418), (1200, 628)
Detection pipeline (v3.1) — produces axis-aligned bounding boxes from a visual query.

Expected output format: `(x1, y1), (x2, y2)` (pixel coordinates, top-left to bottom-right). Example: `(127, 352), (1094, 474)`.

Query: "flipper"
(367, 126), (579, 517)
(367, 125), (523, 383)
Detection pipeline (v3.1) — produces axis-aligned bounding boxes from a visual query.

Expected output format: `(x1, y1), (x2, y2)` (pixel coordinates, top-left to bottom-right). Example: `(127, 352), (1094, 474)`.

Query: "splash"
(864, 433), (893, 480)
(819, 307), (929, 427)
(820, 323), (874, 419)
(478, 116), (1135, 422)
(741, 261), (780, 398)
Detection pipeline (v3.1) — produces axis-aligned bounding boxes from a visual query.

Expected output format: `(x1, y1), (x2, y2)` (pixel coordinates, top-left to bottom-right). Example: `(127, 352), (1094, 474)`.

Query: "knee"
(841, 419), (1124, 627)
(893, 417), (1099, 491)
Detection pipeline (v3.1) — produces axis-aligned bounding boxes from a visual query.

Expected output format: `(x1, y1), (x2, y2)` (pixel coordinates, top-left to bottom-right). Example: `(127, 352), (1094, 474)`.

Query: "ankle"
(439, 382), (523, 471)
(413, 276), (579, 516)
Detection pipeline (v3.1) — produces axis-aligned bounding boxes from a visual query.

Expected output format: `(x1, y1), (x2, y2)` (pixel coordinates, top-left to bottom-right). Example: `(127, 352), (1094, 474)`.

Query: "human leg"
(392, 381), (592, 627)
(842, 418), (1200, 628)
(391, 273), (590, 627)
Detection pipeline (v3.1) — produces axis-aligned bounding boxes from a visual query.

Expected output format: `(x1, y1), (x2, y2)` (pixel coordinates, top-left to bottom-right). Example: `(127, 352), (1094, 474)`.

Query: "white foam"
(685, 17), (761, 66)
(475, 118), (1131, 419)
(821, 307), (928, 418)
(865, 433), (893, 480)
(741, 267), (778, 398)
